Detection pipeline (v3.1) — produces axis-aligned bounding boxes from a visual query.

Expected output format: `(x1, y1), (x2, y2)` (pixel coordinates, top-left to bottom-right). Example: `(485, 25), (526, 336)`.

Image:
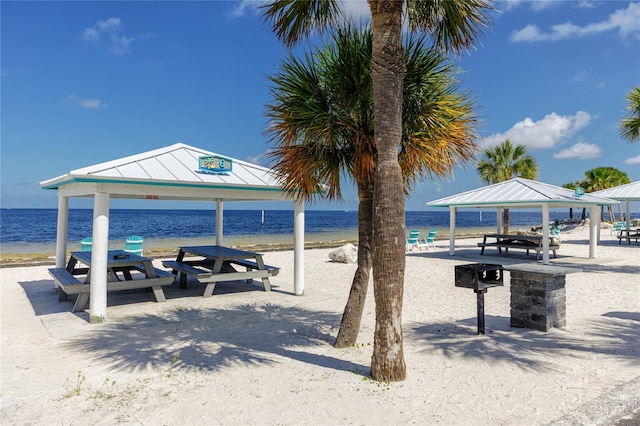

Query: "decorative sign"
(574, 187), (585, 197)
(199, 155), (232, 174)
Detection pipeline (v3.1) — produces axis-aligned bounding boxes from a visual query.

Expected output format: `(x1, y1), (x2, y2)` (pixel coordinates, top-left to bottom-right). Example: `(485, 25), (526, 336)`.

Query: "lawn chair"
(124, 235), (144, 256)
(610, 221), (625, 236)
(406, 229), (420, 251)
(80, 237), (92, 251)
(419, 229), (437, 250)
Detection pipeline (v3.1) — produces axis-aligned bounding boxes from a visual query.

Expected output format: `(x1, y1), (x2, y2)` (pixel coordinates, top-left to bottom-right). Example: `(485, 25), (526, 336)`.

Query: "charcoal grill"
(455, 263), (504, 334)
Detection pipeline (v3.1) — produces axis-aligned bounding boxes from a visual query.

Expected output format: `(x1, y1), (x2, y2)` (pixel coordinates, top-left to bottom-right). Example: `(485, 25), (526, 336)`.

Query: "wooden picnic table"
(618, 228), (640, 244)
(48, 250), (174, 312)
(162, 245), (280, 297)
(478, 233), (559, 259)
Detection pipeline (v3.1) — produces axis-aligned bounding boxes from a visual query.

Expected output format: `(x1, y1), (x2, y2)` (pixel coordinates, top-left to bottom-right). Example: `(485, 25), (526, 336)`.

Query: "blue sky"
(2, 0), (639, 211)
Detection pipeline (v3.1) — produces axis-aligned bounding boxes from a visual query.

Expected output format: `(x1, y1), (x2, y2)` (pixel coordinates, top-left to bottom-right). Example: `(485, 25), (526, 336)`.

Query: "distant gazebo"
(40, 143), (306, 323)
(592, 181), (640, 230)
(426, 178), (617, 264)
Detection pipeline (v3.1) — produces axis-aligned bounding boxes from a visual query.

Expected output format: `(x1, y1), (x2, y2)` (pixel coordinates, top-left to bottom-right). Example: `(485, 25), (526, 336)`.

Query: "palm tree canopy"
(581, 166), (631, 192)
(265, 25), (478, 201)
(261, 0), (343, 47)
(620, 86), (640, 143)
(262, 0), (493, 54)
(476, 139), (538, 184)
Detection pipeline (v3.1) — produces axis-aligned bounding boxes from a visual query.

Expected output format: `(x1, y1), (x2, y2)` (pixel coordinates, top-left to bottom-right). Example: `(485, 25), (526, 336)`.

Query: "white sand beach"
(1, 225), (639, 425)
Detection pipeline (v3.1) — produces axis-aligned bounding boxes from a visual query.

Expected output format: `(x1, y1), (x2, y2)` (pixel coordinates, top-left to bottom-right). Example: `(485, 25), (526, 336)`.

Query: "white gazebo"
(40, 143), (306, 323)
(426, 178), (617, 264)
(592, 181), (640, 231)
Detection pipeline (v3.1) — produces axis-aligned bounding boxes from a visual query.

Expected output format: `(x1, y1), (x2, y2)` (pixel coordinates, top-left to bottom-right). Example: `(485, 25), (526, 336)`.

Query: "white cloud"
(64, 95), (106, 109)
(82, 17), (134, 55)
(625, 155), (640, 165)
(479, 111), (592, 150)
(552, 141), (602, 160)
(510, 2), (640, 42)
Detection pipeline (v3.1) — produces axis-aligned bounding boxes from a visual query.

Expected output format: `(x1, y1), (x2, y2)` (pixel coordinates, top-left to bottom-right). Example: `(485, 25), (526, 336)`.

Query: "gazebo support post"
(89, 191), (110, 324)
(216, 199), (223, 246)
(55, 195), (69, 269)
(496, 207), (502, 234)
(293, 199), (305, 295)
(449, 207), (456, 256)
(589, 206), (599, 259)
(625, 201), (630, 231)
(542, 204), (550, 265)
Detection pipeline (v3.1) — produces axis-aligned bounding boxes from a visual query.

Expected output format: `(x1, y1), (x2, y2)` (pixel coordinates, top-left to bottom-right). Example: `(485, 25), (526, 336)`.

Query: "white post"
(55, 196), (69, 269)
(89, 191), (110, 324)
(625, 201), (630, 231)
(449, 207), (456, 256)
(293, 199), (305, 295)
(216, 199), (223, 246)
(542, 203), (550, 265)
(589, 206), (599, 258)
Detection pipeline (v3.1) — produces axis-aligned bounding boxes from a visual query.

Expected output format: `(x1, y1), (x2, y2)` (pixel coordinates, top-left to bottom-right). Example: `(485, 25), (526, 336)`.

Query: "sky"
(2, 0), (639, 212)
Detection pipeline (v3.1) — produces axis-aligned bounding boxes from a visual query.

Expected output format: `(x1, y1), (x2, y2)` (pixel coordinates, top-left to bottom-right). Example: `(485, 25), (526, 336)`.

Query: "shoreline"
(0, 230), (491, 268)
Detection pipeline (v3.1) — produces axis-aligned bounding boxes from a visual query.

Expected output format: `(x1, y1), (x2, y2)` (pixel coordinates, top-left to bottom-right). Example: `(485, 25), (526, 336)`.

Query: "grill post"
(455, 264), (504, 334)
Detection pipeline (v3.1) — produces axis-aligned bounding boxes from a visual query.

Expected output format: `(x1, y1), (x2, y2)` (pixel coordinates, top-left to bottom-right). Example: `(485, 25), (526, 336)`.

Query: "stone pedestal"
(510, 270), (566, 331)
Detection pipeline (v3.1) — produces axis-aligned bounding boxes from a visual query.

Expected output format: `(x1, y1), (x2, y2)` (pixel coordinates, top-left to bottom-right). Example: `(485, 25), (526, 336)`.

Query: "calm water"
(0, 208), (617, 256)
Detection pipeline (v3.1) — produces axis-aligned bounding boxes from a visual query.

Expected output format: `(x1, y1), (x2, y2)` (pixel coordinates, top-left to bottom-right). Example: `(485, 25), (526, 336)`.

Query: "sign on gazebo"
(199, 155), (232, 174)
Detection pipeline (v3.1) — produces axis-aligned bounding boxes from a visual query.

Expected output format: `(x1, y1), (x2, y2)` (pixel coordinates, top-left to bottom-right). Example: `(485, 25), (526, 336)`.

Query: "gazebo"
(426, 178), (617, 264)
(40, 143), (305, 323)
(592, 181), (640, 231)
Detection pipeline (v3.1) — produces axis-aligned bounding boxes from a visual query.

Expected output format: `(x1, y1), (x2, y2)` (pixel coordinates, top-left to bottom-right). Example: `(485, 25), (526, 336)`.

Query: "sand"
(1, 225), (639, 425)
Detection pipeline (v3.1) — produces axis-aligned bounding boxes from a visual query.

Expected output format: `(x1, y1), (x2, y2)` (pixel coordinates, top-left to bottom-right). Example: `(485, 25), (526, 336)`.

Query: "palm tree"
(582, 167), (631, 221)
(262, 0), (492, 382)
(265, 25), (478, 349)
(477, 139), (538, 233)
(620, 87), (640, 143)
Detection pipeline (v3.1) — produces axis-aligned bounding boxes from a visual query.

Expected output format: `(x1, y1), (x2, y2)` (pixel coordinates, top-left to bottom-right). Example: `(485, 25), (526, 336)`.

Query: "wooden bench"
(48, 267), (174, 312)
(478, 241), (559, 259)
(162, 260), (213, 288)
(227, 259), (280, 274)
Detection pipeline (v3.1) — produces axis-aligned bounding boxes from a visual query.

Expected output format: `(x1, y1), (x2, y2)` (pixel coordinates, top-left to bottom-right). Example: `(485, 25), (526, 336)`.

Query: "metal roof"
(591, 181), (640, 201)
(426, 178), (616, 208)
(39, 142), (292, 202)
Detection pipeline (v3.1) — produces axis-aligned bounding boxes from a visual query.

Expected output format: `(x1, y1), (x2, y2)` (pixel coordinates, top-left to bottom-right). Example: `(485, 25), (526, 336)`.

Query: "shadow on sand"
(407, 312), (640, 371)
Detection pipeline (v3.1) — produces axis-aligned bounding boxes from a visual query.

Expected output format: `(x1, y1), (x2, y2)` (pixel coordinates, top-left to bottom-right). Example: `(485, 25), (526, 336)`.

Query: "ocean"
(1, 208), (607, 260)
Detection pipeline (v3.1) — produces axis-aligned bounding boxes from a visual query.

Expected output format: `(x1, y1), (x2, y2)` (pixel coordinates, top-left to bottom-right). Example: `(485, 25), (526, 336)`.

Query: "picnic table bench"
(478, 234), (559, 259)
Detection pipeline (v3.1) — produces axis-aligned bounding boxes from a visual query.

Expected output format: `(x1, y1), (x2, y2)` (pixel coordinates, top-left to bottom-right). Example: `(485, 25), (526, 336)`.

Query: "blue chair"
(124, 235), (144, 256)
(80, 237), (92, 251)
(419, 229), (437, 250)
(406, 229), (420, 251)
(610, 221), (625, 236)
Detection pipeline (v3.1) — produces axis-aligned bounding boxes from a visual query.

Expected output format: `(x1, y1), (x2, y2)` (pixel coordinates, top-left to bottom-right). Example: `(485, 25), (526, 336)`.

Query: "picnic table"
(478, 233), (559, 259)
(618, 228), (640, 244)
(162, 245), (280, 297)
(48, 250), (174, 312)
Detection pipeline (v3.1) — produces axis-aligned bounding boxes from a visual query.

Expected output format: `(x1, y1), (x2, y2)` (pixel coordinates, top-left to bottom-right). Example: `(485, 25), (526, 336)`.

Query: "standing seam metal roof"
(426, 178), (616, 208)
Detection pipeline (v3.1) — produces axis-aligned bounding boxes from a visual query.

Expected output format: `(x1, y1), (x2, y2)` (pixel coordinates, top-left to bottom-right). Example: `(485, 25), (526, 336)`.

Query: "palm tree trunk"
(369, 0), (406, 382)
(334, 181), (374, 348)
